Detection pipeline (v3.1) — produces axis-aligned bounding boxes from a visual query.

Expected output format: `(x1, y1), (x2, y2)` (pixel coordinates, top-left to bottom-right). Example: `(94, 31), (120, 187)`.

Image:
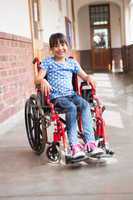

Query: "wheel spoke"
(25, 95), (47, 154)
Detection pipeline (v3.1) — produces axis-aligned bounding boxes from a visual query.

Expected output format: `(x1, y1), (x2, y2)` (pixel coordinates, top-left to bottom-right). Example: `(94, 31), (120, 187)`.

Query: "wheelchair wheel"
(46, 143), (61, 163)
(25, 94), (47, 155)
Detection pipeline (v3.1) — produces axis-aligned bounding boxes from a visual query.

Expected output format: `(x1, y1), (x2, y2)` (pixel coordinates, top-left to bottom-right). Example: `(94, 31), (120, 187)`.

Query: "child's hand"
(41, 79), (52, 96)
(86, 75), (96, 90)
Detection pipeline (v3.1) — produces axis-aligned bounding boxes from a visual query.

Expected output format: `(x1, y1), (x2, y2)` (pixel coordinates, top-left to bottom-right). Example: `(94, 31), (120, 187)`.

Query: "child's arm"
(77, 66), (96, 89)
(36, 69), (52, 96)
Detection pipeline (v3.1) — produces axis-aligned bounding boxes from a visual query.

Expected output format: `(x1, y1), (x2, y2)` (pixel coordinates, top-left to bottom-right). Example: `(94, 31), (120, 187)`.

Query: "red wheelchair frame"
(25, 57), (114, 164)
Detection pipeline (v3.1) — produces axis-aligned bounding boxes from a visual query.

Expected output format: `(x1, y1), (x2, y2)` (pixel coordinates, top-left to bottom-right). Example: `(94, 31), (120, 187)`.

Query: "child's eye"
(54, 43), (65, 48)
(61, 43), (65, 47)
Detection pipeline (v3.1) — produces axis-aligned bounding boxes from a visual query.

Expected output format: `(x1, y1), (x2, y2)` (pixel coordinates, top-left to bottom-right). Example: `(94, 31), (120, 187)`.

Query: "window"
(90, 5), (109, 26)
(93, 28), (109, 48)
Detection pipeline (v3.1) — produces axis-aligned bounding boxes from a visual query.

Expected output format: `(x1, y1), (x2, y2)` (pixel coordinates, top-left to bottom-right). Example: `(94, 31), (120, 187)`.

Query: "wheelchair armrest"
(81, 81), (87, 87)
(80, 81), (96, 96)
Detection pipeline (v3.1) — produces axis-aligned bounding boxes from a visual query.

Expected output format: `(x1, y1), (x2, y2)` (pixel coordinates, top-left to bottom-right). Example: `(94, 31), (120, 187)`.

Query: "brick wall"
(0, 32), (35, 123)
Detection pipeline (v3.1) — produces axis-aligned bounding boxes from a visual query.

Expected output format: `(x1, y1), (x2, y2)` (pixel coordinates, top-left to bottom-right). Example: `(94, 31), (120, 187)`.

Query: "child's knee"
(82, 99), (90, 109)
(69, 104), (77, 113)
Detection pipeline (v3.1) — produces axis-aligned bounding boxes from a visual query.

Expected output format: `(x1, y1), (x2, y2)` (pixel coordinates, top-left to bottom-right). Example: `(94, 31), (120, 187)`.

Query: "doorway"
(89, 4), (111, 71)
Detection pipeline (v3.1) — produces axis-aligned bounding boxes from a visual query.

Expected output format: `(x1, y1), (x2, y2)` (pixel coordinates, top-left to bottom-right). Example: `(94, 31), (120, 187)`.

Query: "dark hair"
(49, 33), (68, 48)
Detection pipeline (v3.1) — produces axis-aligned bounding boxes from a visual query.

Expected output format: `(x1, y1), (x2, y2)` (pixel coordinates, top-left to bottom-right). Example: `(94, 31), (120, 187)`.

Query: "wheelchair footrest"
(92, 151), (114, 159)
(65, 155), (86, 164)
(105, 149), (114, 155)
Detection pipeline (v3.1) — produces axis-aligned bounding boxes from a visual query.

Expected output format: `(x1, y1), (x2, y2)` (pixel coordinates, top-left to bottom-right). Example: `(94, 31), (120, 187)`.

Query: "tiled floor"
(0, 72), (133, 200)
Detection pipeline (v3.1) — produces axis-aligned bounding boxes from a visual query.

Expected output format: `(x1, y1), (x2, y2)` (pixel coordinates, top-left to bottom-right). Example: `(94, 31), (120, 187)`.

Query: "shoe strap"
(85, 142), (96, 151)
(71, 143), (84, 155)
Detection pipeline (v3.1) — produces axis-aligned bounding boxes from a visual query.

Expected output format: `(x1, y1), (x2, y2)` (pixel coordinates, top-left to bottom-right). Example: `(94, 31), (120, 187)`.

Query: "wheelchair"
(25, 57), (114, 164)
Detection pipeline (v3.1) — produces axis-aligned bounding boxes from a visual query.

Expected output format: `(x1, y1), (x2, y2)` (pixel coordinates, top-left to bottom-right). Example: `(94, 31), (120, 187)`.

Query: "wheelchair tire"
(25, 94), (47, 155)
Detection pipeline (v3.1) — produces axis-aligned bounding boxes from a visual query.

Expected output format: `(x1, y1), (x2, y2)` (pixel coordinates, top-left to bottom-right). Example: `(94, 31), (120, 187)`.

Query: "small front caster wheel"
(46, 143), (61, 163)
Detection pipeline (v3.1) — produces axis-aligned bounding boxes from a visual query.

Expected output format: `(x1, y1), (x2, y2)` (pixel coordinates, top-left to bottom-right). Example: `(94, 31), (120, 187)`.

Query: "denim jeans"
(53, 94), (95, 146)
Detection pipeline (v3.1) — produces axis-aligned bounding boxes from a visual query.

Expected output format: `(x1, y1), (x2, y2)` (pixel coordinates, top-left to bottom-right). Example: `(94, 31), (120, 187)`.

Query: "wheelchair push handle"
(32, 57), (41, 65)
(81, 81), (96, 96)
(33, 57), (42, 81)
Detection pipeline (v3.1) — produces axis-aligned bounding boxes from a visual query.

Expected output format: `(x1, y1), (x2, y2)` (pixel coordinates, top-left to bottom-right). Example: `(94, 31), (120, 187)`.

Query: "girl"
(36, 33), (104, 159)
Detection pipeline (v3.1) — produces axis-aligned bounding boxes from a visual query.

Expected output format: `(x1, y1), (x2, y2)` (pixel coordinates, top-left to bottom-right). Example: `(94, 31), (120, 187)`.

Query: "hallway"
(0, 72), (133, 200)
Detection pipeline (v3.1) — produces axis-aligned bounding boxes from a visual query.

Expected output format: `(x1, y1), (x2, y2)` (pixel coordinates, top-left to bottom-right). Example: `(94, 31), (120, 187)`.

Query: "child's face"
(51, 41), (68, 60)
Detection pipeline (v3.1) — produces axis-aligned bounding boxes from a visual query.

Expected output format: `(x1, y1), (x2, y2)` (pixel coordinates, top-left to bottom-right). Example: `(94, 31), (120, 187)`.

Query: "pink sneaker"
(71, 144), (85, 159)
(84, 142), (104, 157)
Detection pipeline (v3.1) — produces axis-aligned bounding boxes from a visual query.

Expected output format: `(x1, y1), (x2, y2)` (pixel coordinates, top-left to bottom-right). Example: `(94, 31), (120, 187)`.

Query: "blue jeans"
(53, 94), (95, 146)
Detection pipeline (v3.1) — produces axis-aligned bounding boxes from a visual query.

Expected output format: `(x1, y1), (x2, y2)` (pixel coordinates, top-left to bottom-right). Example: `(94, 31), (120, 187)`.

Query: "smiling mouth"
(57, 51), (65, 55)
